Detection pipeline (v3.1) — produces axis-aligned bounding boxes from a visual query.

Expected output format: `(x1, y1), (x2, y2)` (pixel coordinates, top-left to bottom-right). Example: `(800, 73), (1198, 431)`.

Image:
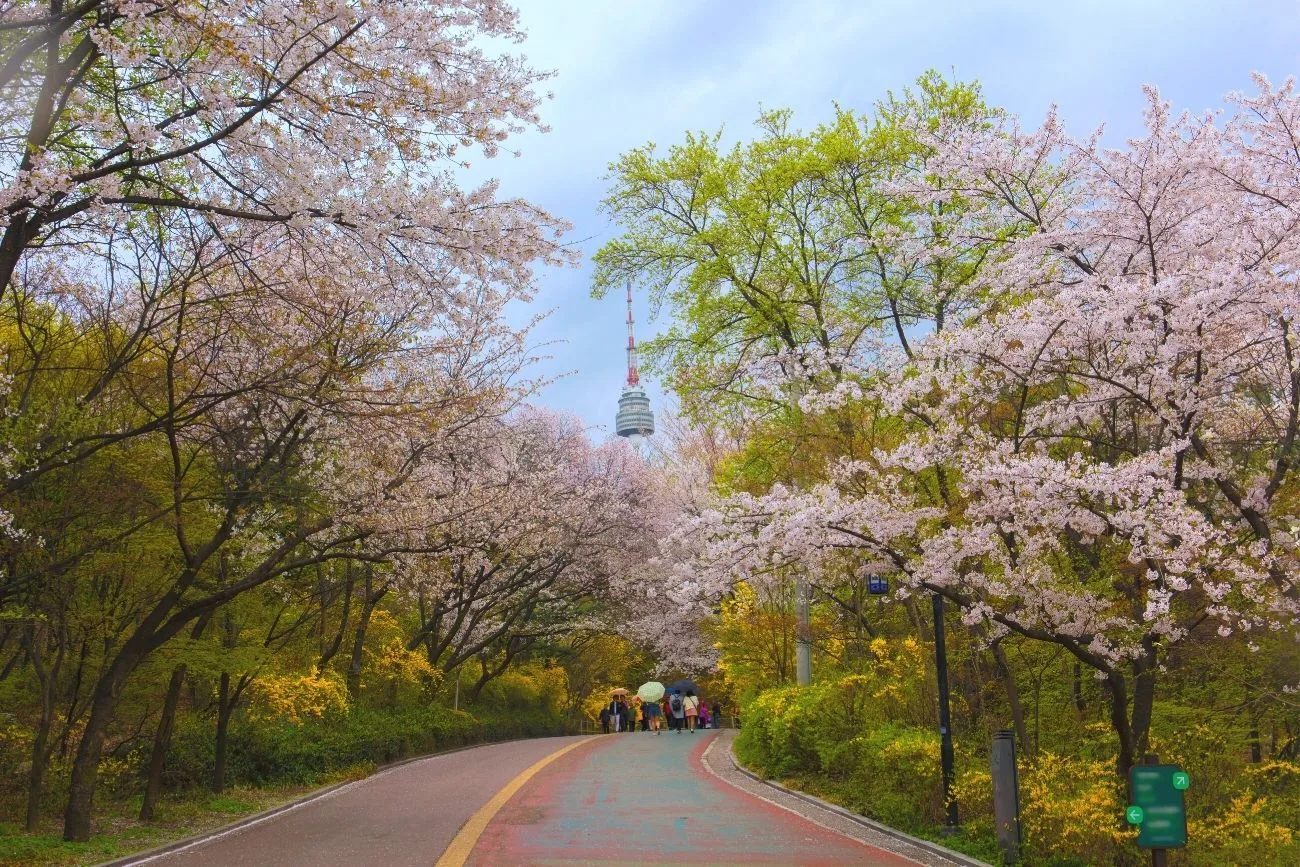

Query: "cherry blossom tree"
(398, 410), (660, 691)
(0, 0), (568, 300)
(665, 76), (1300, 777)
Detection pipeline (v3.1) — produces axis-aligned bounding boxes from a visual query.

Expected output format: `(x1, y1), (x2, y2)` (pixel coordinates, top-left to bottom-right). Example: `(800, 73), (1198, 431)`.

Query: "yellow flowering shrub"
(1018, 752), (1133, 863)
(368, 638), (439, 685)
(1240, 759), (1300, 828)
(950, 768), (994, 841)
(1189, 793), (1294, 849)
(250, 667), (349, 724)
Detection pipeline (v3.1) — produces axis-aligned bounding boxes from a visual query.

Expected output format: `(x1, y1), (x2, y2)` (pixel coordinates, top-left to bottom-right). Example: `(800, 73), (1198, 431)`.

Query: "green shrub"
(161, 703), (566, 793)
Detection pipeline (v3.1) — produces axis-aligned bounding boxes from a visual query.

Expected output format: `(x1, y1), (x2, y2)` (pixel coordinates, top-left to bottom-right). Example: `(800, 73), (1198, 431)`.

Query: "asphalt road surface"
(128, 730), (926, 866)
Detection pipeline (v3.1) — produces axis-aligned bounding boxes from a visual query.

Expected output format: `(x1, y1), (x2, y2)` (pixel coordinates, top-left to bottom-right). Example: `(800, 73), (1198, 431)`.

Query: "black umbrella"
(669, 678), (699, 695)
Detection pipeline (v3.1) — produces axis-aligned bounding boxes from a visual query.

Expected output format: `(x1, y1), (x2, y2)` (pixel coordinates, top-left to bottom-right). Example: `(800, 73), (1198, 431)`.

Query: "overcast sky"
(481, 0), (1300, 435)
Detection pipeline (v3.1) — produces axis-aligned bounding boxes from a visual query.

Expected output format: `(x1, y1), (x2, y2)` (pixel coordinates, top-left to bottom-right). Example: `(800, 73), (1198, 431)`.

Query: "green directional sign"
(1129, 765), (1188, 848)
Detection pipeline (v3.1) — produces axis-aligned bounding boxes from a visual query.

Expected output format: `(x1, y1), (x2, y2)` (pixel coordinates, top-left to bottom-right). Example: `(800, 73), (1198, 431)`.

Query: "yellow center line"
(433, 737), (596, 867)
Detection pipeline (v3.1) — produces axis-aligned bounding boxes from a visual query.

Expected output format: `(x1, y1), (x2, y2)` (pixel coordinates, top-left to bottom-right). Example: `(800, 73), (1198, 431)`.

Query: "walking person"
(669, 690), (686, 733)
(711, 701), (721, 728)
(683, 689), (700, 732)
(599, 705), (611, 734)
(644, 696), (662, 734)
(607, 695), (623, 733)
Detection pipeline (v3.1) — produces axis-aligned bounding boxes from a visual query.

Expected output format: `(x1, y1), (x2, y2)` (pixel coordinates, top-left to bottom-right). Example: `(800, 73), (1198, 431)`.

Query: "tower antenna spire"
(625, 281), (640, 387)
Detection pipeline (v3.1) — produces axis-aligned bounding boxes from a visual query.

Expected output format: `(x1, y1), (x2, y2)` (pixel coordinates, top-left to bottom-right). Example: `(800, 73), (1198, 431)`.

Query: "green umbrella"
(637, 681), (665, 703)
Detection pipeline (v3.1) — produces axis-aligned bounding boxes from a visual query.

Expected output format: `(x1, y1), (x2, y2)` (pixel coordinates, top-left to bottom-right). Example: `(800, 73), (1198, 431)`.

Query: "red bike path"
(464, 729), (917, 866)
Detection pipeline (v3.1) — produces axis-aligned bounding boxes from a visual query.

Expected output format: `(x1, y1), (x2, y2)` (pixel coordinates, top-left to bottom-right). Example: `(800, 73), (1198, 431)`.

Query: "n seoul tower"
(615, 282), (654, 443)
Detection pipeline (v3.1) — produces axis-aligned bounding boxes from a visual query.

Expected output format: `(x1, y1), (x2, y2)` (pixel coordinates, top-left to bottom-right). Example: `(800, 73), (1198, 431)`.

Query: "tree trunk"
(1105, 672), (1136, 778)
(347, 568), (383, 700)
(64, 661), (130, 841)
(24, 655), (57, 830)
(142, 612), (211, 821)
(23, 625), (63, 831)
(140, 664), (187, 821)
(990, 640), (1030, 756)
(317, 565), (353, 670)
(26, 706), (53, 831)
(1129, 644), (1158, 760)
(1072, 661), (1086, 713)
(347, 595), (376, 700)
(213, 672), (232, 794)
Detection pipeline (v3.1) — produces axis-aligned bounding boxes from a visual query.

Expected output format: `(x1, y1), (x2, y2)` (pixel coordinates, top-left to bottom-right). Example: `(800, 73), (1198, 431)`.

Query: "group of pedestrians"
(600, 689), (723, 735)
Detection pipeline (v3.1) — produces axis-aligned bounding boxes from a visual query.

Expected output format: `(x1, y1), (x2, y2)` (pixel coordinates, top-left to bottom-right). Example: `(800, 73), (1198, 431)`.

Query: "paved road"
(128, 731), (923, 866)
(138, 737), (588, 867)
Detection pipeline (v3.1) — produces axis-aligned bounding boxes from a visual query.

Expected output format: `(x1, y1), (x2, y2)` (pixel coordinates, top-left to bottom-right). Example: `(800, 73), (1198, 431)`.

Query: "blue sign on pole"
(867, 576), (889, 595)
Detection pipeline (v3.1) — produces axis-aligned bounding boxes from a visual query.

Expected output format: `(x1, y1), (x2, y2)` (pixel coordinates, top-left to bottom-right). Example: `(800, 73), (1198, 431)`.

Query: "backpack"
(670, 694), (683, 713)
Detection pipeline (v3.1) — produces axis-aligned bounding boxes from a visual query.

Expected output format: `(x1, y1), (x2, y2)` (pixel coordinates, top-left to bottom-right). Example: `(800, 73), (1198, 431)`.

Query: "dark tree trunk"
(991, 640), (1030, 755)
(1129, 643), (1158, 760)
(1072, 661), (1086, 713)
(140, 664), (187, 821)
(26, 706), (53, 831)
(25, 628), (61, 831)
(142, 612), (211, 821)
(347, 568), (382, 700)
(64, 653), (135, 842)
(348, 599), (375, 699)
(317, 565), (353, 670)
(213, 672), (232, 794)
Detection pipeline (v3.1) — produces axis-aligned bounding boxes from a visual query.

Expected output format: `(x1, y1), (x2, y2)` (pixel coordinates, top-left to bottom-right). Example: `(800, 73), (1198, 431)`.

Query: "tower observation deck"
(615, 283), (654, 439)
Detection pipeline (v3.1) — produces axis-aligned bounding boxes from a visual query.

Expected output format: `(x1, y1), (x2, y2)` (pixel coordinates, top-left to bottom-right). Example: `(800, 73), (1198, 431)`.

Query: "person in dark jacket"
(614, 698), (630, 732)
(599, 706), (611, 734)
(711, 702), (721, 728)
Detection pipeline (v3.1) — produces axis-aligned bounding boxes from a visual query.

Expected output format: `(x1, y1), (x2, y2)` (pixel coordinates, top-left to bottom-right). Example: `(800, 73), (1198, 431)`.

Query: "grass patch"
(0, 783), (319, 867)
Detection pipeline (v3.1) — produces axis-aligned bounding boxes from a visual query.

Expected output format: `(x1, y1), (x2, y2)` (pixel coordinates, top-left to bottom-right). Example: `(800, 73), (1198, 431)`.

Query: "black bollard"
(991, 729), (1022, 864)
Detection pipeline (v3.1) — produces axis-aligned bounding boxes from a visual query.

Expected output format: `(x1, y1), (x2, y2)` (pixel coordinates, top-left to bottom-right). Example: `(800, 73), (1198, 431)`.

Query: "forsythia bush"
(249, 668), (349, 724)
(1189, 793), (1293, 848)
(1018, 752), (1132, 864)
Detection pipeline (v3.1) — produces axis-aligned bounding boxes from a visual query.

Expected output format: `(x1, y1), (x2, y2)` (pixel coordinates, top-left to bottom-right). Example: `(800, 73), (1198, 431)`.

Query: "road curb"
(724, 740), (992, 867)
(95, 735), (578, 867)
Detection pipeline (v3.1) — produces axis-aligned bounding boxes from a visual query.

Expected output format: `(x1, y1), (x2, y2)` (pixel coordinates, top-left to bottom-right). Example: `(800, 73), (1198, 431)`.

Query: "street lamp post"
(933, 591), (959, 831)
(795, 577), (812, 686)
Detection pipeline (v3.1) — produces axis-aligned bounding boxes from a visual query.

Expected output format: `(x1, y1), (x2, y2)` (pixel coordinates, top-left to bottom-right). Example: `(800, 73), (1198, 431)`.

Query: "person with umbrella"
(637, 682), (665, 734)
(607, 688), (628, 733)
(668, 690), (686, 732)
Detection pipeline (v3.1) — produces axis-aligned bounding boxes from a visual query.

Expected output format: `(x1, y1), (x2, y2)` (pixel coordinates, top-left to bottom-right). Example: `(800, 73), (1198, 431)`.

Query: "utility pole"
(795, 578), (812, 686)
(933, 592), (958, 831)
